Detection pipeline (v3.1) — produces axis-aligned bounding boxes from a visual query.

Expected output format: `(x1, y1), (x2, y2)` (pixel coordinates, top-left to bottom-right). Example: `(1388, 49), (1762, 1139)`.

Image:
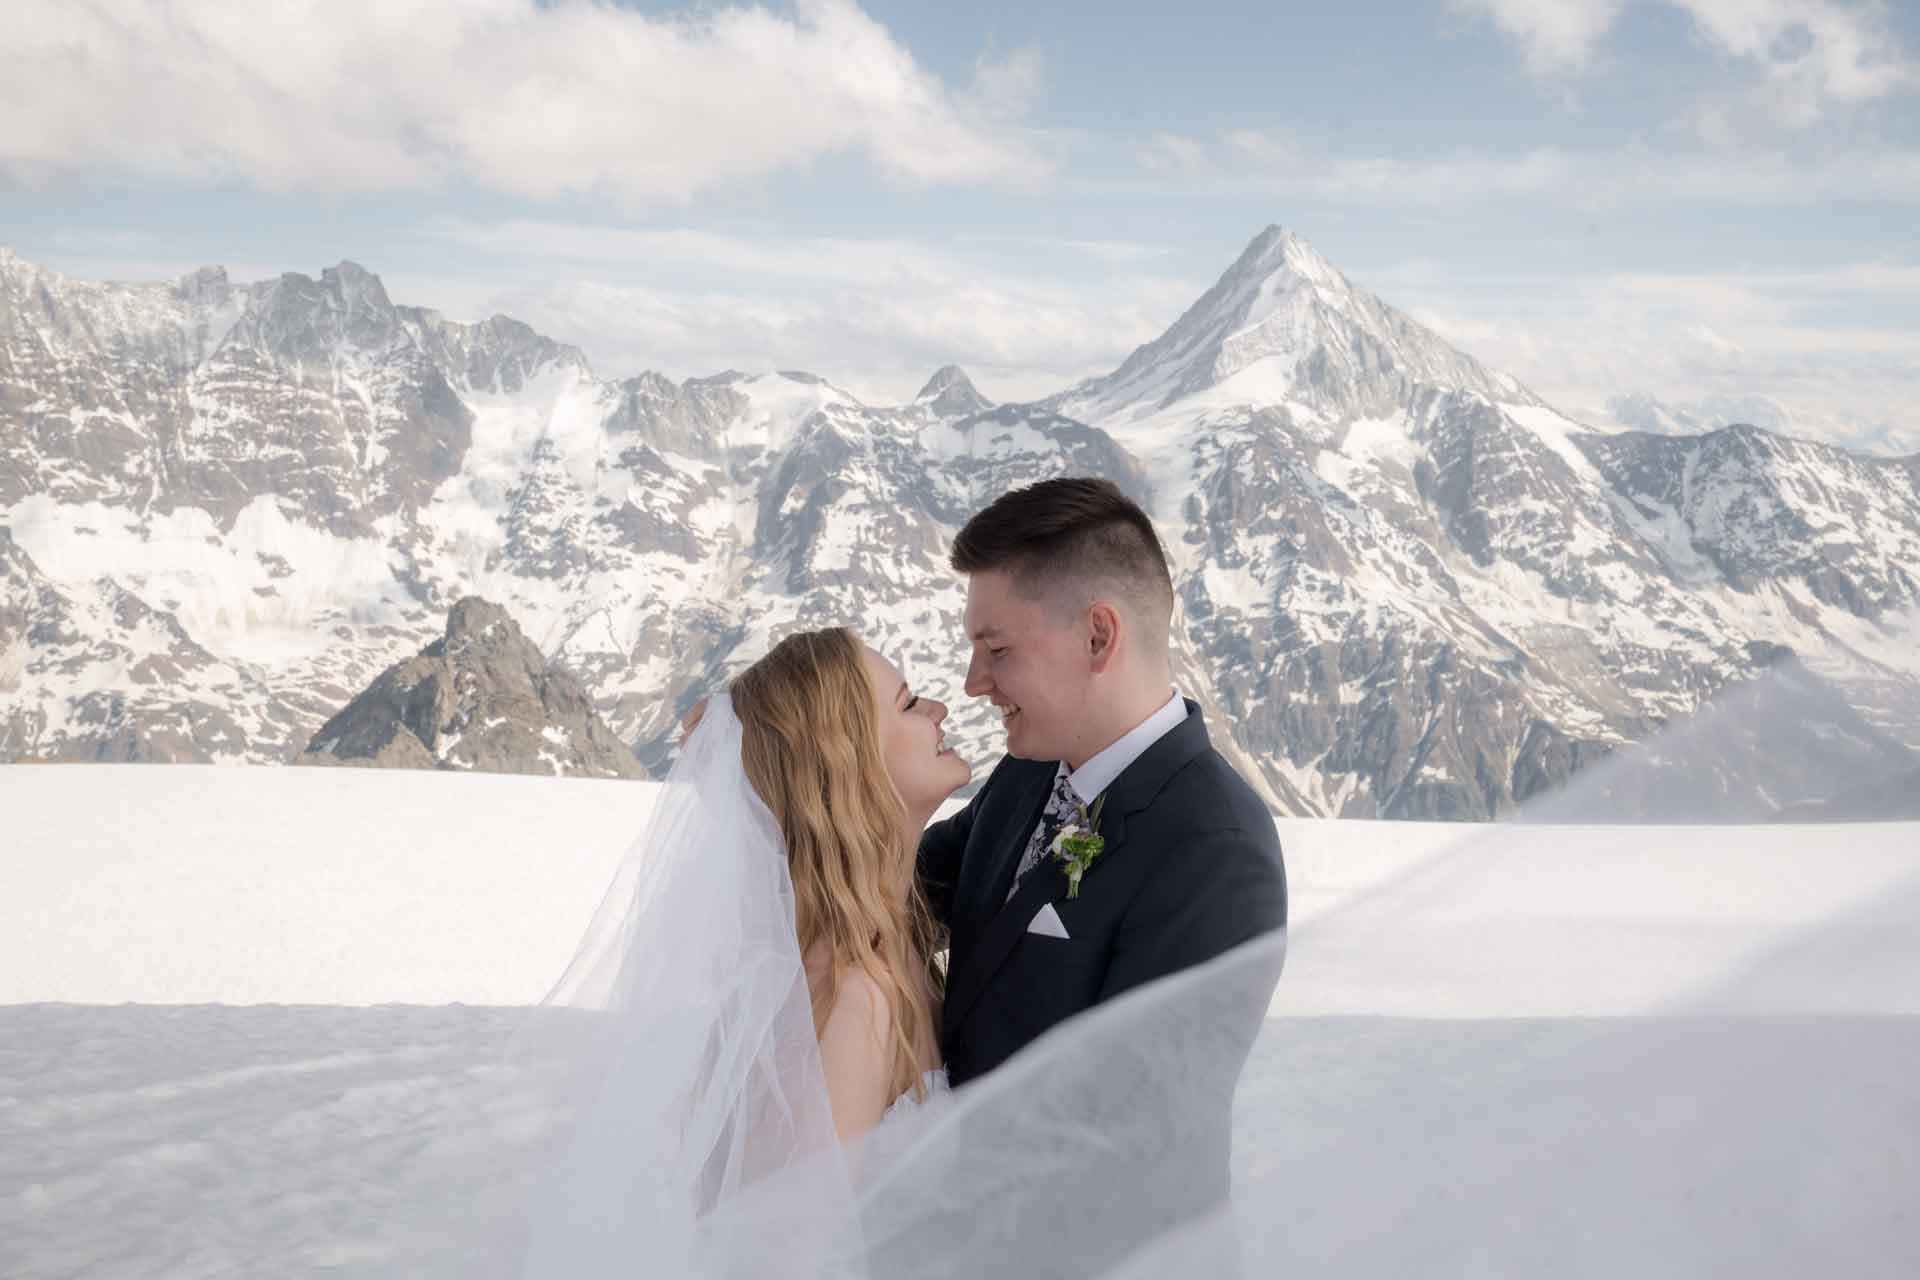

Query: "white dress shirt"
(1060, 690), (1188, 806)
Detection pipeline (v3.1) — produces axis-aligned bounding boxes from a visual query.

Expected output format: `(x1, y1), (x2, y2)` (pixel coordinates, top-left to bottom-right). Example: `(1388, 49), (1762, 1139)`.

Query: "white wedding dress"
(881, 1067), (951, 1127)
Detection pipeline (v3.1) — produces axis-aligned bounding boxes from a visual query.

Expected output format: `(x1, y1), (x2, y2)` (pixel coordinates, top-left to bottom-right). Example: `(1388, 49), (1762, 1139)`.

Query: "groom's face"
(962, 568), (1088, 763)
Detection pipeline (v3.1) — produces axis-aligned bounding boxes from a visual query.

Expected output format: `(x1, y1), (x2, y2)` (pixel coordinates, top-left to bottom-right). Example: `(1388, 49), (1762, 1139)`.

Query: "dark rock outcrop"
(299, 597), (642, 778)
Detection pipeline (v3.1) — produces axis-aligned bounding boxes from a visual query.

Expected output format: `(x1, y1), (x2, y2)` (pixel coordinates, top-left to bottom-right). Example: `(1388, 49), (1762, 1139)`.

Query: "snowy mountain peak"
(0, 247), (54, 292)
(318, 260), (391, 311)
(8, 239), (1920, 820)
(692, 369), (871, 453)
(914, 364), (992, 417)
(173, 264), (231, 304)
(1056, 225), (1535, 424)
(1232, 223), (1344, 293)
(300, 262), (396, 334)
(231, 264), (409, 365)
(1603, 390), (1919, 457)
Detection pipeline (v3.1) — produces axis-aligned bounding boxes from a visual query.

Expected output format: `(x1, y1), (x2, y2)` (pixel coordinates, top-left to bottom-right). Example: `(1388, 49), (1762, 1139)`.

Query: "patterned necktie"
(1008, 769), (1084, 900)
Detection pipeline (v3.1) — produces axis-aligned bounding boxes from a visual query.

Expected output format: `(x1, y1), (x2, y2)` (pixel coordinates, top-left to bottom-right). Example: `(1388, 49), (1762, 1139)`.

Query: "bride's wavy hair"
(731, 627), (941, 1102)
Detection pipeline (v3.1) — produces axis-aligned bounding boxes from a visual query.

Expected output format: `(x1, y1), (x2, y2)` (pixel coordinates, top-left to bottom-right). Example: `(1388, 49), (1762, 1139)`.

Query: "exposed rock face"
(0, 526), (315, 762)
(1515, 651), (1918, 822)
(914, 364), (992, 419)
(298, 597), (642, 778)
(6, 234), (1920, 816)
(1576, 424), (1920, 615)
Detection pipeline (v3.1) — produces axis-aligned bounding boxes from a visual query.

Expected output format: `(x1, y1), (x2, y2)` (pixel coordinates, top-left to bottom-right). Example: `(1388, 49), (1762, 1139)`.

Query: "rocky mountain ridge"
(298, 596), (642, 778)
(4, 230), (1917, 816)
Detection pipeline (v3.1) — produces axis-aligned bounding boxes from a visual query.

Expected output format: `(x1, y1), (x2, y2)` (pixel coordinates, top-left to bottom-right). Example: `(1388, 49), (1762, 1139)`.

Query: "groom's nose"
(963, 653), (991, 698)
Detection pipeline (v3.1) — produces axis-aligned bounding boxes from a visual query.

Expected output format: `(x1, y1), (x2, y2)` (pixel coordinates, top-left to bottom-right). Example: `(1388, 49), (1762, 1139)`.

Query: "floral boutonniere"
(1048, 794), (1108, 900)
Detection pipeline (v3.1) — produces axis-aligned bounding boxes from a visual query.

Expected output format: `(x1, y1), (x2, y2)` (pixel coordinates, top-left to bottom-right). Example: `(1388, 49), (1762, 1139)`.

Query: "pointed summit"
(1056, 224), (1533, 423)
(1229, 224), (1346, 291)
(914, 364), (991, 418)
(298, 597), (643, 778)
(319, 260), (394, 315)
(174, 264), (231, 305)
(236, 260), (407, 362)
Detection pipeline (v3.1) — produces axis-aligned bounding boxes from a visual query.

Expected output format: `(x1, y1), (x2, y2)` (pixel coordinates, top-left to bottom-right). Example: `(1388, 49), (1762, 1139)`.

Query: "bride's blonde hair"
(731, 627), (940, 1102)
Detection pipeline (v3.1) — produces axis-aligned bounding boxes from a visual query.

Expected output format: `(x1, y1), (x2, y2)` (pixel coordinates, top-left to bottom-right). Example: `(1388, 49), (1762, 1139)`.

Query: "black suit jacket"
(918, 700), (1287, 1087)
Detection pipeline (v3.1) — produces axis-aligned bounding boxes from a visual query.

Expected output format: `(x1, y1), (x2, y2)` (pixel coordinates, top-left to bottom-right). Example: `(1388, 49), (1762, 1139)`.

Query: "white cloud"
(964, 45), (1048, 122)
(1679, 0), (1915, 106)
(1223, 130), (1301, 169)
(1448, 0), (1632, 73)
(1192, 136), (1920, 207)
(1456, 0), (1917, 128)
(1300, 147), (1581, 203)
(1388, 259), (1920, 450)
(949, 234), (1173, 266)
(431, 219), (986, 289)
(0, 0), (1048, 204)
(378, 221), (1201, 403)
(1136, 132), (1214, 176)
(420, 222), (1920, 449)
(479, 277), (1173, 405)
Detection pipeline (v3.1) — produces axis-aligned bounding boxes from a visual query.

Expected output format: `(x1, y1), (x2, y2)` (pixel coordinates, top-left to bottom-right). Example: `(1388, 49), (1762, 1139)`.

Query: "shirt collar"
(1060, 690), (1188, 806)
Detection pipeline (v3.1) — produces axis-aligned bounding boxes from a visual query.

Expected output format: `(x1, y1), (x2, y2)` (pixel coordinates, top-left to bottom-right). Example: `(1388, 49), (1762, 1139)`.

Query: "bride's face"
(860, 644), (971, 820)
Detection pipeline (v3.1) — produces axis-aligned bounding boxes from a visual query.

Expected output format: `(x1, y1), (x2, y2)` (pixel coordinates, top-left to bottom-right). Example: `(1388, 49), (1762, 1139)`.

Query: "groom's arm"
(1096, 825), (1287, 1003)
(918, 763), (1002, 929)
(916, 801), (972, 930)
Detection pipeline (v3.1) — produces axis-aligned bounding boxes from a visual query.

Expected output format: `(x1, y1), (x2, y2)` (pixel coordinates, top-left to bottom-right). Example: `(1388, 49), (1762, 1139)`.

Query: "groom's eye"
(989, 647), (1008, 660)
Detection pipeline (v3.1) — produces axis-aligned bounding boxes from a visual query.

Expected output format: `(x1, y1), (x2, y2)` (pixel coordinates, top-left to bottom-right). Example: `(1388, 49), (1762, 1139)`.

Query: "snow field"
(2, 766), (1917, 1277)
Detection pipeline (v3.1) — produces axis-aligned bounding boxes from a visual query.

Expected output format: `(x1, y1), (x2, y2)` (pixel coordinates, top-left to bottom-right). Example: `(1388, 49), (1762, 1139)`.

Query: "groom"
(919, 475), (1287, 1085)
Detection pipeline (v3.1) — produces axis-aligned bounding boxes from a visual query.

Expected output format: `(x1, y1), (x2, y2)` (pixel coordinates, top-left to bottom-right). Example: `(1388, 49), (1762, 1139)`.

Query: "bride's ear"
(679, 696), (710, 744)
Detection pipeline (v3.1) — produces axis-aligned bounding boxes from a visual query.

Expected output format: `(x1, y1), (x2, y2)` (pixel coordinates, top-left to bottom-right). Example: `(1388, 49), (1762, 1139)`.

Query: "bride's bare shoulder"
(822, 965), (893, 1044)
(816, 964), (896, 1139)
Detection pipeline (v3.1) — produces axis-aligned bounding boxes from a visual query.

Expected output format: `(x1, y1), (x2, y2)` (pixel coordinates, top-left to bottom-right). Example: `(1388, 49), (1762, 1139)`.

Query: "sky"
(2, 0), (1916, 447)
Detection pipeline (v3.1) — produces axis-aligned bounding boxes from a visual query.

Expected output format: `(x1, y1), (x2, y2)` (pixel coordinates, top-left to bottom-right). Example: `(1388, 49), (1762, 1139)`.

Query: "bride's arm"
(816, 967), (895, 1143)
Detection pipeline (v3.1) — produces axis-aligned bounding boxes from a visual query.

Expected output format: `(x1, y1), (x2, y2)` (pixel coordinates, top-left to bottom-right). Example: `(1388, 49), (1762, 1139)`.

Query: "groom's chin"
(1000, 716), (1051, 761)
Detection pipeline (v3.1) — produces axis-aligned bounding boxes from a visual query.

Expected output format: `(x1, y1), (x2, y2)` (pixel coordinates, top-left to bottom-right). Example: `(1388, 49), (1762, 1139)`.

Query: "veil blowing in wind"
(505, 691), (853, 1277)
(478, 643), (1919, 1280)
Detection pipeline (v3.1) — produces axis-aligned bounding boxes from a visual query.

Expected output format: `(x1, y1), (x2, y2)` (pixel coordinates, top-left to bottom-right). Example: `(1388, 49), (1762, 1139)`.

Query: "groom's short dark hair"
(951, 477), (1174, 652)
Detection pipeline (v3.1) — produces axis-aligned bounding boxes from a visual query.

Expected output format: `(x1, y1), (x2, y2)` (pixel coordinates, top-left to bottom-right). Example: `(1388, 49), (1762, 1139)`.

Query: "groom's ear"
(1087, 601), (1121, 673)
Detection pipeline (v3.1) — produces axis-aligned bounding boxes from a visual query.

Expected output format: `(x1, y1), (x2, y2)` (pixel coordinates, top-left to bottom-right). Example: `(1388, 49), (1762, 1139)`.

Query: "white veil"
(477, 663), (1919, 1280)
(491, 686), (1291, 1280)
(504, 692), (856, 1278)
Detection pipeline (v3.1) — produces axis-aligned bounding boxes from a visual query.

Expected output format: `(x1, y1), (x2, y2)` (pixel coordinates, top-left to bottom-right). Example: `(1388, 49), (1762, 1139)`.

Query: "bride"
(509, 626), (975, 1276)
(728, 626), (969, 1137)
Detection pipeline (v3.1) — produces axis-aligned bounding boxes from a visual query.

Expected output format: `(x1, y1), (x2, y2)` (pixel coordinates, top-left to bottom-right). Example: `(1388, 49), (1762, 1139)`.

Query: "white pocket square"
(1027, 902), (1070, 939)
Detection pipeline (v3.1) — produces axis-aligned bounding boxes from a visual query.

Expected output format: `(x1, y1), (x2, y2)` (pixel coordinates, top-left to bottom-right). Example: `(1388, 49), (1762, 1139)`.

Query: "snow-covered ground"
(3, 766), (1917, 1276)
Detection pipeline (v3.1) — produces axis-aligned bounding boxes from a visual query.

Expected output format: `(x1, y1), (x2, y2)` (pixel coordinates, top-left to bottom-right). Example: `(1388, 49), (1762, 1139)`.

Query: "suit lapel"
(942, 702), (1214, 1036)
(970, 767), (1055, 929)
(1084, 700), (1209, 849)
(944, 853), (1067, 1031)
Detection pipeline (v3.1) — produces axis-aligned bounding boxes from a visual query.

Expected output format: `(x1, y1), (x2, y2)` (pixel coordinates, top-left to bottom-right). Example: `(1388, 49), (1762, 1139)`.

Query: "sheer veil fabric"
(492, 689), (1290, 1279)
(505, 693), (854, 1277)
(478, 672), (1918, 1279)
